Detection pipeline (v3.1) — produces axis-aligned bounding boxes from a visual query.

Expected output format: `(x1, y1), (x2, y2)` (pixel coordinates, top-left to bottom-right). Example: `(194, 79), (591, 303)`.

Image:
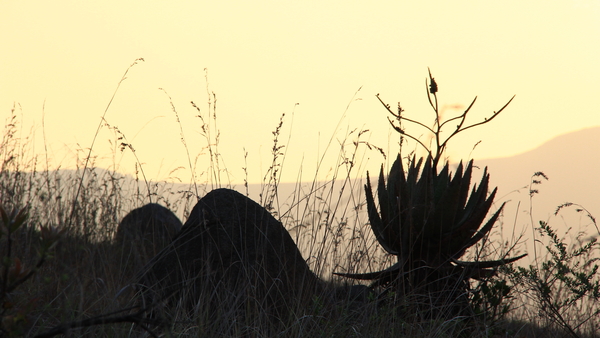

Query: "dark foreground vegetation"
(1, 67), (599, 337)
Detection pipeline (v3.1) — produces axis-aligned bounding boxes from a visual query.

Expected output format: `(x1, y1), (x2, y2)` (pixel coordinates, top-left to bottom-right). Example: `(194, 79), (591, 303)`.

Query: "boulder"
(135, 188), (322, 324)
(115, 203), (182, 270)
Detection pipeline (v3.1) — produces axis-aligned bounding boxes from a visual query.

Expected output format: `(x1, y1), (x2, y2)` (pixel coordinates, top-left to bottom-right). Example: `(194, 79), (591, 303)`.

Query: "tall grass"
(1, 64), (599, 337)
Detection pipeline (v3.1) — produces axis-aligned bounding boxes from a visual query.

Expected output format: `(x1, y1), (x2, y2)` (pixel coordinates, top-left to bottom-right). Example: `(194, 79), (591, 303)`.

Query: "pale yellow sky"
(1, 1), (599, 185)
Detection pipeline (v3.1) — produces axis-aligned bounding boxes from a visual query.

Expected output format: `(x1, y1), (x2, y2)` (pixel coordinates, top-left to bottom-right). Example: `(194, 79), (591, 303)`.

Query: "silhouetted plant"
(0, 205), (63, 337)
(335, 70), (524, 320)
(507, 202), (600, 338)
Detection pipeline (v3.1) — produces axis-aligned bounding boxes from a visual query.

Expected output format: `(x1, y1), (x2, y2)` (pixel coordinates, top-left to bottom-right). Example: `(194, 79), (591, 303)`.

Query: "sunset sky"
(1, 1), (599, 185)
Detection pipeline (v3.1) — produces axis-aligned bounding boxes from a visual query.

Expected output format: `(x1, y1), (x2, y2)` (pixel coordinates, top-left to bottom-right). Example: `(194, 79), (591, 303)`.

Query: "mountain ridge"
(476, 126), (599, 218)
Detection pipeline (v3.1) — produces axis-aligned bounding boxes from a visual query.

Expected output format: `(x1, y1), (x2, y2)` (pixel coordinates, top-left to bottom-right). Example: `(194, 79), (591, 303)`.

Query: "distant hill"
(475, 126), (600, 248)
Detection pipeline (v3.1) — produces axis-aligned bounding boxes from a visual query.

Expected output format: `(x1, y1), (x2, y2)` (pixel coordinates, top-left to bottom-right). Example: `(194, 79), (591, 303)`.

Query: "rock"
(115, 203), (182, 271)
(135, 189), (322, 324)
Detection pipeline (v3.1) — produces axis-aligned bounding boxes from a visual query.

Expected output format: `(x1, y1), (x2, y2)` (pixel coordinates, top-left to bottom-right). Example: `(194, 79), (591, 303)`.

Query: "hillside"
(475, 126), (600, 254)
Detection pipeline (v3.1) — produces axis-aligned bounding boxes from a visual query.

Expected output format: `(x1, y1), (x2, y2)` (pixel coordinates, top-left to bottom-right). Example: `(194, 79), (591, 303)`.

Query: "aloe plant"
(337, 155), (526, 317)
(335, 70), (526, 318)
(342, 155), (524, 271)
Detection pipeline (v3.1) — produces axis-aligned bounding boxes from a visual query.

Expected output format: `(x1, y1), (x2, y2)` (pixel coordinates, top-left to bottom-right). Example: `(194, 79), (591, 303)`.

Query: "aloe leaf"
(459, 187), (498, 235)
(365, 173), (398, 255)
(447, 190), (499, 256)
(449, 201), (497, 257)
(445, 161), (466, 223)
(390, 154), (408, 211)
(378, 165), (402, 252)
(387, 154), (402, 196)
(414, 157), (433, 228)
(458, 160), (474, 210)
(473, 168), (491, 206)
(407, 156), (423, 190)
(460, 167), (490, 222)
(455, 199), (504, 258)
(454, 253), (528, 280)
(426, 162), (449, 237)
(452, 253), (527, 269)
(434, 162), (450, 203)
(394, 154), (407, 193)
(392, 155), (413, 258)
(426, 161), (465, 237)
(452, 160), (474, 230)
(377, 165), (391, 229)
(454, 170), (492, 233)
(387, 155), (403, 241)
(333, 262), (402, 281)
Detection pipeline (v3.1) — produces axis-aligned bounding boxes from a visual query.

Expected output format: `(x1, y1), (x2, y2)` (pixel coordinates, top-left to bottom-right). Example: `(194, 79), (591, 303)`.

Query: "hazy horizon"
(30, 126), (597, 229)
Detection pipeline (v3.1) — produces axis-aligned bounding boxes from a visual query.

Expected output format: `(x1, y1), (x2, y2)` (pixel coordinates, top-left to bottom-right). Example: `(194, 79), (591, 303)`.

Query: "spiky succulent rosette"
(336, 155), (525, 293)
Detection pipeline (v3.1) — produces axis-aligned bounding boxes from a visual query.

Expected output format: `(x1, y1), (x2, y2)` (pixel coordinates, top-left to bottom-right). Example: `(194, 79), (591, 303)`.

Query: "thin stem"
(162, 89), (199, 197)
(69, 58), (144, 228)
(384, 70), (514, 171)
(454, 95), (515, 134)
(377, 94), (435, 134)
(387, 117), (434, 160)
(438, 96), (478, 130)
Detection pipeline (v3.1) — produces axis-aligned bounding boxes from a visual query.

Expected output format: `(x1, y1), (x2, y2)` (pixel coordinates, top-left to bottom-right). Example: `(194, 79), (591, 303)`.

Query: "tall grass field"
(1, 65), (599, 337)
